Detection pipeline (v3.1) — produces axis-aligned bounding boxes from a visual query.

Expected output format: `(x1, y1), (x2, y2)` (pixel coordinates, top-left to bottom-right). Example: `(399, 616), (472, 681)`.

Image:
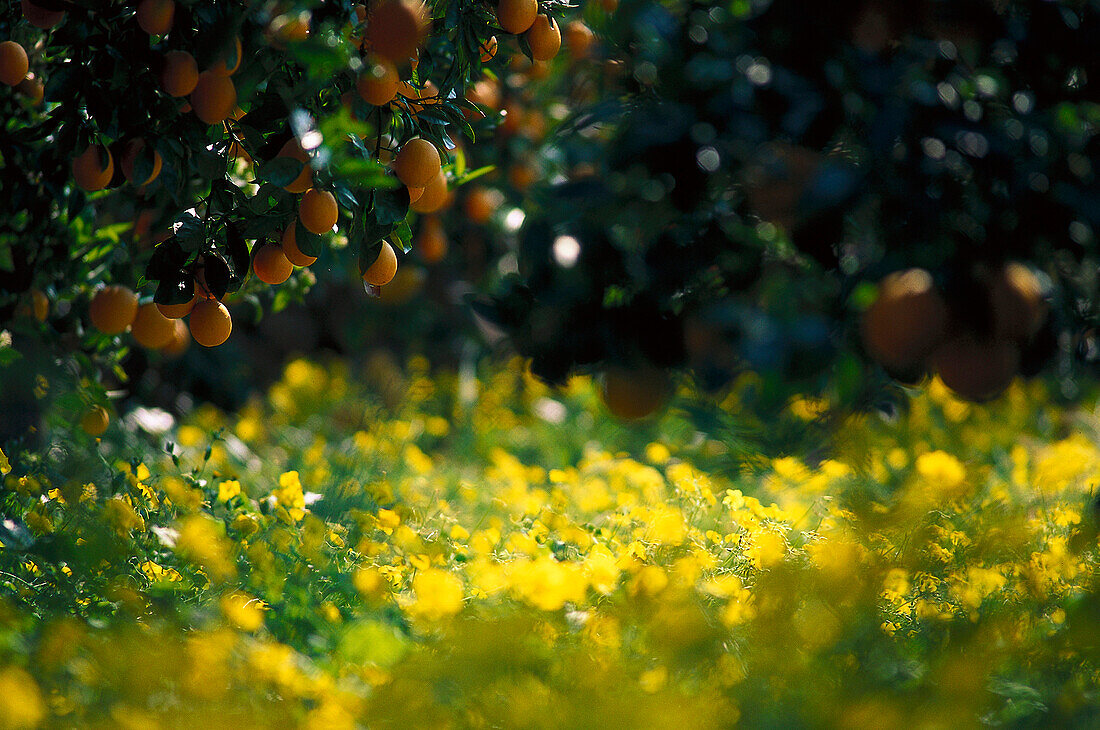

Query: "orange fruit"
(393, 137), (440, 187)
(365, 0), (429, 63)
(252, 244), (293, 285)
(161, 318), (191, 356)
(156, 290), (198, 319)
(357, 57), (399, 106)
(519, 109), (547, 140)
(269, 11), (310, 47)
(162, 50), (199, 97)
(136, 0), (174, 35)
(525, 60), (551, 80)
(990, 262), (1047, 341)
(30, 289), (48, 321)
(299, 188), (339, 234)
(278, 138), (313, 193)
(466, 78), (501, 111)
(189, 299), (233, 347)
(508, 161), (536, 191)
(480, 36), (498, 62)
(120, 139), (163, 186)
(21, 0), (65, 29)
(860, 268), (948, 374)
(282, 226), (317, 267)
(16, 74), (44, 104)
(376, 265), (426, 304)
(526, 14), (561, 61)
(131, 302), (176, 348)
(409, 170), (449, 213)
(565, 20), (594, 59)
(407, 186), (424, 203)
(497, 0), (537, 34)
(601, 364), (671, 421)
(464, 186), (501, 224)
(209, 36), (243, 76)
(190, 71), (237, 125)
(932, 336), (1019, 402)
(89, 285), (138, 334)
(363, 240), (399, 286)
(397, 79), (438, 115)
(0, 41), (29, 87)
(80, 406), (110, 437)
(72, 144), (115, 192)
(417, 217), (447, 263)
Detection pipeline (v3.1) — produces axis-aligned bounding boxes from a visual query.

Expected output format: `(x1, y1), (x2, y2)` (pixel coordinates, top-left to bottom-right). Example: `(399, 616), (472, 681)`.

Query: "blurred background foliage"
(1, 0), (1099, 439)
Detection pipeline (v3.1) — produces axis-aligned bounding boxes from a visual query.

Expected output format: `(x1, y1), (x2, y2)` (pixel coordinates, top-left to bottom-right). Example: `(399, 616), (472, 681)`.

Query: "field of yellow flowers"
(2, 356), (1100, 728)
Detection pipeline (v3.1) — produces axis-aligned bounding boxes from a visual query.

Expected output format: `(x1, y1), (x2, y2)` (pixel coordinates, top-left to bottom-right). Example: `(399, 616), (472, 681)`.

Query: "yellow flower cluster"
(1, 357), (1099, 727)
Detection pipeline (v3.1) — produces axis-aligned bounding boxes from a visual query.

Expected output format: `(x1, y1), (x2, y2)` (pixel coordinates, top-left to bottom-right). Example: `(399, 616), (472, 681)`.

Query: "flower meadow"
(3, 357), (1100, 728)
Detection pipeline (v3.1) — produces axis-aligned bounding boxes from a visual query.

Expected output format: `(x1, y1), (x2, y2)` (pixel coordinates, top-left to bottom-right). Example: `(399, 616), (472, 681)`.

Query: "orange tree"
(0, 0), (579, 439)
(461, 0), (1100, 415)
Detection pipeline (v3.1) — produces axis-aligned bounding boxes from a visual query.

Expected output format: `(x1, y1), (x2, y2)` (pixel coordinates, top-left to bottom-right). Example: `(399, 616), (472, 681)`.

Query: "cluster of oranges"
(861, 264), (1048, 401)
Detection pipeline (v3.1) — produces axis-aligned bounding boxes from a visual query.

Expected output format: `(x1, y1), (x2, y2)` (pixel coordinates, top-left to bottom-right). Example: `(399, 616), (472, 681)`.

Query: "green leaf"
(374, 185), (410, 226)
(259, 156), (307, 188)
(0, 346), (23, 368)
(294, 219), (324, 257)
(174, 211), (206, 252)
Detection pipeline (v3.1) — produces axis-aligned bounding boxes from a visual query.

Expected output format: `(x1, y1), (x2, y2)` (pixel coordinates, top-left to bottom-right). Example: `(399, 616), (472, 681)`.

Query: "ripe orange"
(357, 57), (399, 106)
(508, 161), (536, 191)
(363, 240), (399, 286)
(120, 139), (163, 186)
(30, 289), (48, 321)
(601, 364), (671, 421)
(931, 336), (1019, 402)
(397, 79), (438, 116)
(72, 144), (115, 192)
(131, 302), (176, 348)
(16, 289), (49, 321)
(467, 78), (501, 111)
(278, 138), (313, 193)
(565, 20), (594, 59)
(393, 138), (441, 187)
(156, 290), (198, 319)
(464, 186), (501, 224)
(89, 285), (138, 334)
(480, 36), (498, 62)
(209, 36), (243, 76)
(299, 188), (339, 234)
(281, 226), (317, 267)
(136, 0), (174, 35)
(0, 41), (29, 87)
(417, 217), (447, 263)
(990, 262), (1047, 341)
(376, 265), (426, 305)
(189, 299), (233, 347)
(161, 50), (199, 97)
(190, 72), (237, 125)
(21, 0), (65, 29)
(526, 14), (561, 61)
(269, 11), (311, 47)
(161, 318), (191, 356)
(16, 74), (44, 104)
(80, 406), (110, 437)
(365, 0), (429, 63)
(410, 170), (449, 213)
(497, 0), (537, 34)
(860, 268), (947, 374)
(252, 244), (293, 285)
(407, 185), (424, 203)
